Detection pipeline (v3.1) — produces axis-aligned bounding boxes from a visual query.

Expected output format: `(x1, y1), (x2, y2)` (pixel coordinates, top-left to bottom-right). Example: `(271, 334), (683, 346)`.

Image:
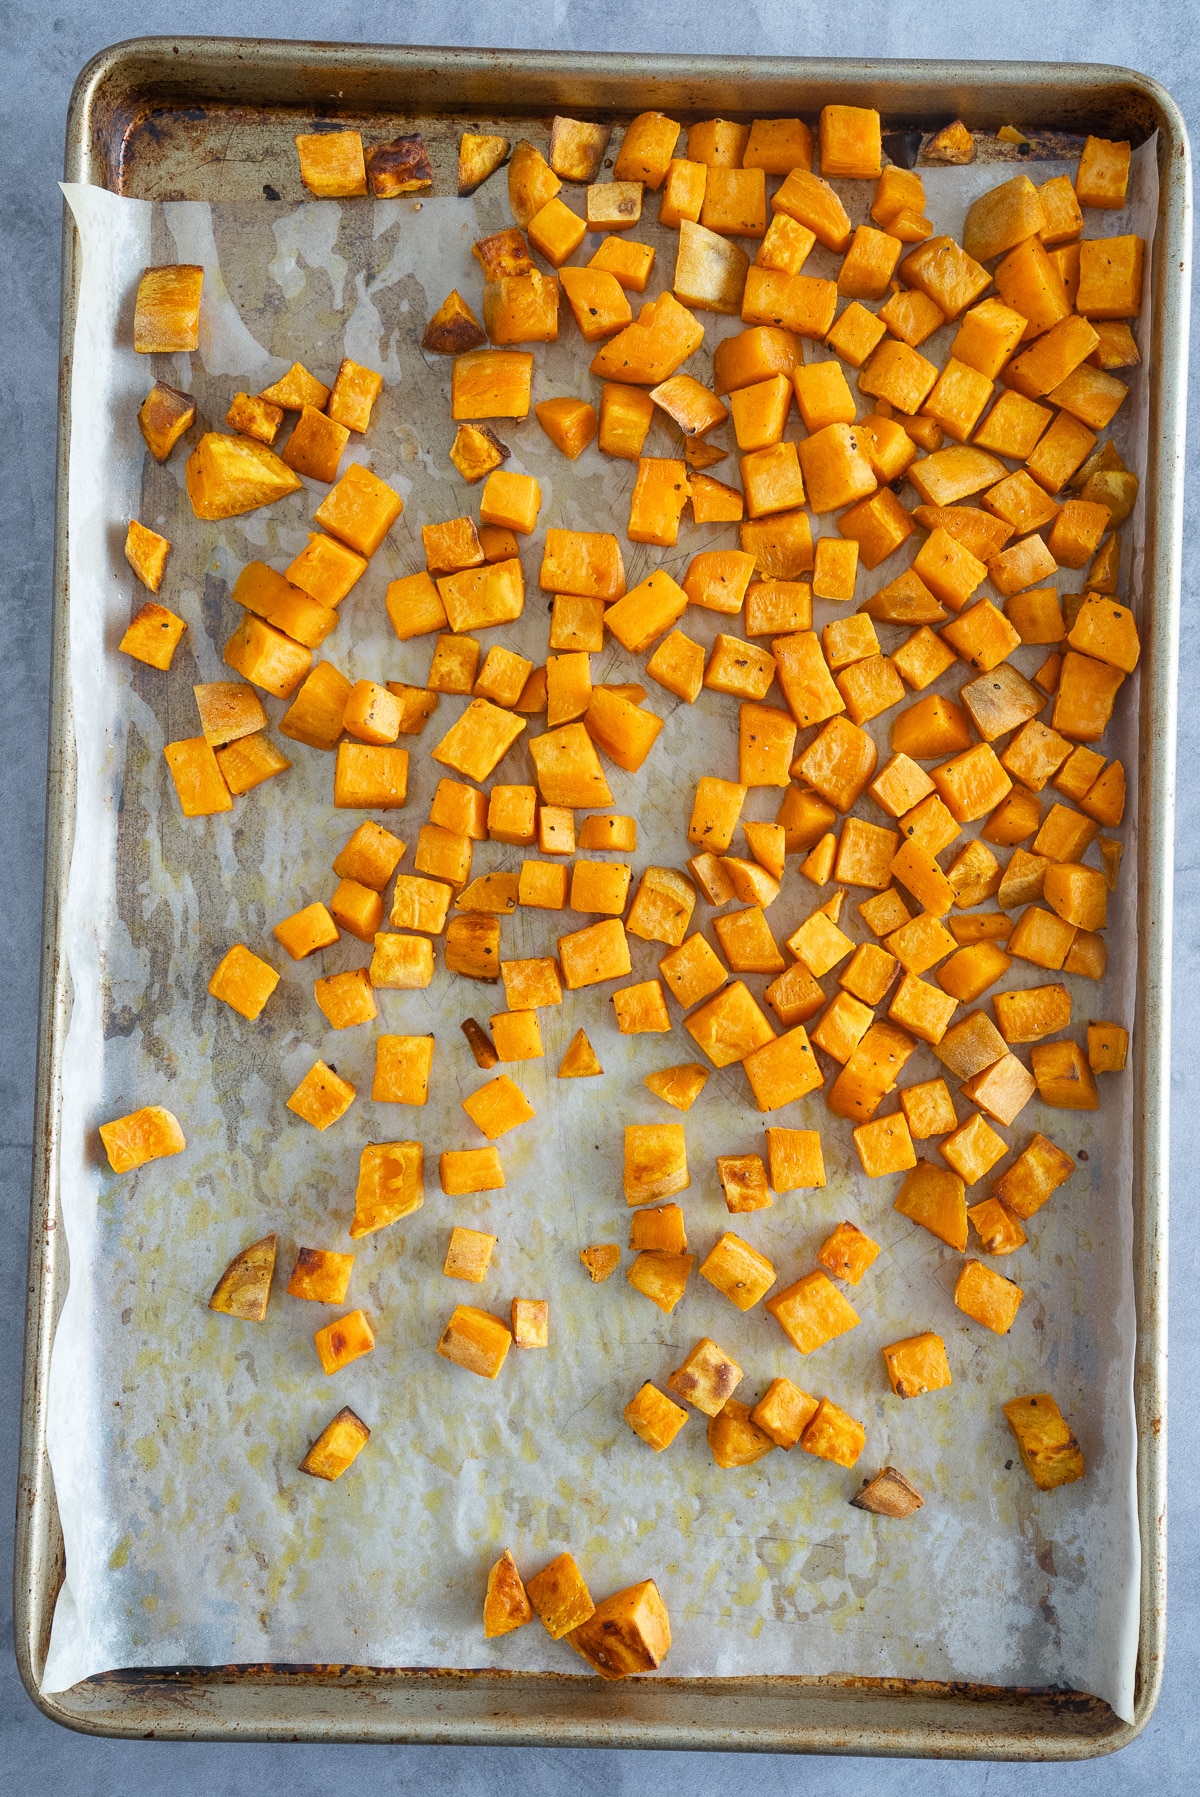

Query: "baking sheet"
(41, 137), (1155, 1715)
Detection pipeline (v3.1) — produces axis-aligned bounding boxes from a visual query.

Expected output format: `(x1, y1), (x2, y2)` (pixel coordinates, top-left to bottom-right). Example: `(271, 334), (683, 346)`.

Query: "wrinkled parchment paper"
(42, 137), (1157, 1717)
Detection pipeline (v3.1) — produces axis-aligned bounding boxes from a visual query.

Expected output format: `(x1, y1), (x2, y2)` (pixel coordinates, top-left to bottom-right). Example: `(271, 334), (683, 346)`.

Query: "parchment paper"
(42, 136), (1156, 1717)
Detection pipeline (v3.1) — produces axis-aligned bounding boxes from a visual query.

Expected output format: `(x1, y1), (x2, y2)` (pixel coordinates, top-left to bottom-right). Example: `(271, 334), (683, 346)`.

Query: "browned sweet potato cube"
(667, 1336), (744, 1415)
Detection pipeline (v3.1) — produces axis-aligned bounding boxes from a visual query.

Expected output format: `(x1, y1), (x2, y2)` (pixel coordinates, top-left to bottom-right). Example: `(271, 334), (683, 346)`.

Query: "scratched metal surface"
(18, 38), (1192, 1753)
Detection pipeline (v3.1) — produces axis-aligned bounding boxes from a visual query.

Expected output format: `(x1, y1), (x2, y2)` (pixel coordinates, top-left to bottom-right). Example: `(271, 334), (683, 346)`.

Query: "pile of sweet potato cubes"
(102, 101), (1144, 1674)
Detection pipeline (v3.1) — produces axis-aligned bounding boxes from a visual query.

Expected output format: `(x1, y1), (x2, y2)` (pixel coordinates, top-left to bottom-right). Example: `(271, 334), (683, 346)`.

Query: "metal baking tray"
(16, 36), (1189, 1756)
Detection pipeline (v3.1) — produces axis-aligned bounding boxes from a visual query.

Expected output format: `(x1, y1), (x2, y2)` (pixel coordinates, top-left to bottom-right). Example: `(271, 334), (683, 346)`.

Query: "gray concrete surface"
(1, 1), (1196, 1788)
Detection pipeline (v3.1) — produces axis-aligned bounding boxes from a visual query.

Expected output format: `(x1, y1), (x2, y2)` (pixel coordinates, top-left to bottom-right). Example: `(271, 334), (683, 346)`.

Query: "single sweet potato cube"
(739, 702), (797, 788)
(939, 1111), (1009, 1186)
(1088, 1021), (1129, 1073)
(795, 718), (878, 813)
(898, 1076), (957, 1141)
(1004, 1392), (1085, 1489)
(98, 1104), (186, 1175)
(713, 1152), (771, 1214)
(837, 224), (903, 301)
(894, 1160), (967, 1249)
(657, 927), (722, 1013)
(314, 966), (378, 1028)
(288, 1246), (355, 1305)
(659, 157), (707, 227)
(624, 1123), (689, 1205)
(859, 339), (939, 415)
(797, 1398), (864, 1468)
(706, 1399), (777, 1469)
(768, 1270), (859, 1355)
(437, 1303), (512, 1380)
(121, 598), (187, 672)
(993, 1132), (1075, 1219)
(208, 943), (280, 1022)
(818, 102), (881, 178)
(569, 1580), (673, 1681)
(811, 991), (873, 1064)
(887, 972), (958, 1047)
(124, 519), (172, 596)
(625, 1383), (688, 1452)
(853, 1111), (917, 1178)
(891, 627), (957, 694)
(287, 1061), (356, 1131)
(440, 1148), (506, 1197)
(299, 1407), (371, 1484)
(883, 1332), (952, 1400)
(1030, 1038), (1099, 1109)
(133, 263), (204, 354)
(1077, 234), (1144, 319)
(460, 1074), (536, 1146)
(817, 1220), (882, 1288)
(667, 1337), (744, 1417)
(1075, 133), (1131, 209)
(443, 1226), (498, 1285)
(700, 1232), (776, 1311)
(161, 734), (239, 822)
(967, 1195), (1027, 1256)
(370, 1033), (433, 1106)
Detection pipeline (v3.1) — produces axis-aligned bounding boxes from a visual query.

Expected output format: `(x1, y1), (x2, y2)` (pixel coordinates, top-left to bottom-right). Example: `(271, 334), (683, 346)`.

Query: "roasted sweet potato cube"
(299, 1407), (371, 1483)
(458, 131), (510, 197)
(883, 1332), (951, 1399)
(133, 263), (203, 354)
(797, 1398), (864, 1468)
(569, 1580), (672, 1681)
(854, 1110), (918, 1177)
(308, 1308), (375, 1372)
(859, 339), (939, 416)
(684, 980), (775, 1067)
(1088, 1021), (1129, 1074)
(765, 1126), (826, 1192)
(437, 1303), (512, 1379)
(705, 1399), (777, 1470)
(887, 972), (957, 1046)
(795, 717), (877, 814)
(811, 990), (873, 1064)
(287, 1061), (356, 1131)
(98, 1104), (185, 1176)
(162, 737), (233, 818)
(967, 1194), (1027, 1256)
(1077, 234), (1144, 319)
(713, 1151), (771, 1214)
(313, 968), (378, 1029)
(624, 1123), (689, 1205)
(698, 1232), (775, 1311)
(208, 943), (280, 1022)
(1004, 1392), (1086, 1489)
(643, 1063), (707, 1110)
(991, 1132), (1074, 1219)
(668, 1337), (743, 1416)
(287, 1246), (354, 1305)
(818, 1220), (882, 1290)
(1030, 1038), (1099, 1109)
(440, 1148), (505, 1196)
(894, 1160), (967, 1249)
(939, 1111), (1009, 1186)
(767, 1270), (859, 1356)
(120, 601), (186, 671)
(489, 1007), (544, 1063)
(460, 1074), (535, 1145)
(350, 1141), (424, 1240)
(625, 1383), (688, 1452)
(443, 1226), (497, 1285)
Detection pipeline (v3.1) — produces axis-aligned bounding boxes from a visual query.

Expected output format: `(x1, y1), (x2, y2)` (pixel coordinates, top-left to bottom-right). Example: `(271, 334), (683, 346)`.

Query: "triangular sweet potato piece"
(558, 1028), (603, 1078)
(423, 290), (487, 356)
(643, 1063), (708, 1111)
(458, 132), (511, 197)
(485, 1548), (534, 1637)
(209, 1233), (277, 1320)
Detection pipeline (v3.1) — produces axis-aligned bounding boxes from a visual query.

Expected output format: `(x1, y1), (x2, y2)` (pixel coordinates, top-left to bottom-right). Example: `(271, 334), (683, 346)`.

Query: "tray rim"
(14, 33), (1191, 1757)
